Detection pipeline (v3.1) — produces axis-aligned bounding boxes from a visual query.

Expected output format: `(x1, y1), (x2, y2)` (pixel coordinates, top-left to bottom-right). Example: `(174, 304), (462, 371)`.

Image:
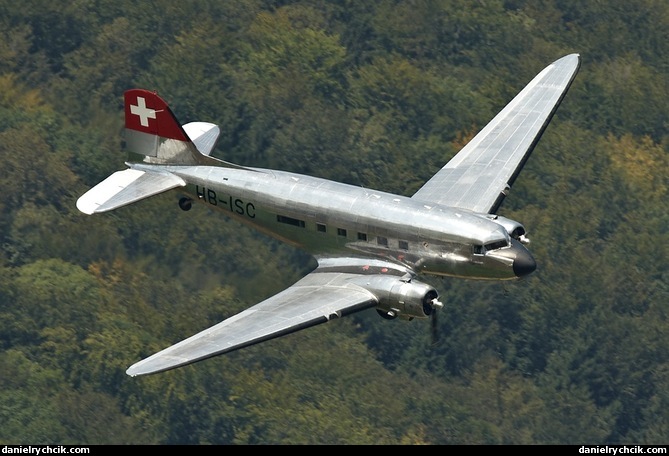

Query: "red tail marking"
(124, 89), (189, 141)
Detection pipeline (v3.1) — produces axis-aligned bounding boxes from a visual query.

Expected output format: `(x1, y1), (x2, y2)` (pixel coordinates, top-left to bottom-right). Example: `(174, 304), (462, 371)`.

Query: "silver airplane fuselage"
(77, 54), (581, 375)
(133, 163), (536, 281)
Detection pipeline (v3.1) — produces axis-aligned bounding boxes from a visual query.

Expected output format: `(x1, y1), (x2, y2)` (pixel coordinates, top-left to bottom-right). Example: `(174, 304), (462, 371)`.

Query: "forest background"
(0, 0), (668, 445)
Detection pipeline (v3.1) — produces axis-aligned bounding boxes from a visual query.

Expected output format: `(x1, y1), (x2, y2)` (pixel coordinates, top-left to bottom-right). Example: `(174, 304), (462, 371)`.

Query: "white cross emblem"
(130, 96), (156, 127)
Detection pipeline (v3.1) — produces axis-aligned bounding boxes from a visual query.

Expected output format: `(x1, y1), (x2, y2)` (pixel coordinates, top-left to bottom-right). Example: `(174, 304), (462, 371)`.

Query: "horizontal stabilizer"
(76, 168), (185, 215)
(183, 122), (221, 156)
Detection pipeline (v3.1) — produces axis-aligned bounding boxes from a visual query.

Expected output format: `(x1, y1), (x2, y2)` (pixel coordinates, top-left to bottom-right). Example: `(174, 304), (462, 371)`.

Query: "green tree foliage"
(345, 55), (490, 193)
(1, 0), (668, 444)
(0, 350), (69, 443)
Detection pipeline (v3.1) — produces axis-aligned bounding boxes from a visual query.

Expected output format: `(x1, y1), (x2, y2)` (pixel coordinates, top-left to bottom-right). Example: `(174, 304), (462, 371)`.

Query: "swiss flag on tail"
(124, 89), (189, 141)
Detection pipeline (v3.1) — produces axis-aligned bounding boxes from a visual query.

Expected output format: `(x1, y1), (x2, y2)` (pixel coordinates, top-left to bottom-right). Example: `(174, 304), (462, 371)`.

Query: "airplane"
(77, 53), (581, 377)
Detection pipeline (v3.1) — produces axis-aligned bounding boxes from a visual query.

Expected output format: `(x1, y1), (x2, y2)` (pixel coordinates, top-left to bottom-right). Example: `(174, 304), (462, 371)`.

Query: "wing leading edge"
(411, 53), (581, 214)
(126, 263), (387, 376)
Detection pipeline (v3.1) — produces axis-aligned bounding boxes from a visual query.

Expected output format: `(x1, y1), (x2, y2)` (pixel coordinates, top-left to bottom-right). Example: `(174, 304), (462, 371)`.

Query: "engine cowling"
(353, 275), (441, 320)
(487, 214), (530, 244)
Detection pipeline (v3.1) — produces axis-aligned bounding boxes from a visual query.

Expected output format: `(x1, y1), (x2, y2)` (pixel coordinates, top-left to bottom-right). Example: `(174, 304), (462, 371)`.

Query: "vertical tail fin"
(76, 89), (251, 215)
(124, 89), (203, 165)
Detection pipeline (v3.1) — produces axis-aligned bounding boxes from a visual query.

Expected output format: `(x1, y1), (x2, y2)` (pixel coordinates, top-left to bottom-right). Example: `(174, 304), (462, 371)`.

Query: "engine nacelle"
(487, 214), (530, 244)
(353, 275), (441, 320)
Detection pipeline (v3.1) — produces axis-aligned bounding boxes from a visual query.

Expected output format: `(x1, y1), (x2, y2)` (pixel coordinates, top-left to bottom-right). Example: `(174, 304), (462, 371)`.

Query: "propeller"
(431, 309), (439, 346)
(424, 293), (443, 346)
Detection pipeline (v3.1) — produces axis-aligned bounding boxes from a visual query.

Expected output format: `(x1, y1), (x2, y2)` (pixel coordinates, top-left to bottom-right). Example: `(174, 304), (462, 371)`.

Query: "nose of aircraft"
(512, 240), (537, 277)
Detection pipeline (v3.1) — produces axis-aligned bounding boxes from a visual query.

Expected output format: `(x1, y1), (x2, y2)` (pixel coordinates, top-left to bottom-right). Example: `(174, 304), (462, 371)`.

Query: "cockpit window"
(474, 237), (509, 255)
(484, 239), (509, 251)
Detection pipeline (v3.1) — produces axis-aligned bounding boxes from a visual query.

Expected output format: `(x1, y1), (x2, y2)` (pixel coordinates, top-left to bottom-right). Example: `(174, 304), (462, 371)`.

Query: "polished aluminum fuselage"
(143, 164), (526, 280)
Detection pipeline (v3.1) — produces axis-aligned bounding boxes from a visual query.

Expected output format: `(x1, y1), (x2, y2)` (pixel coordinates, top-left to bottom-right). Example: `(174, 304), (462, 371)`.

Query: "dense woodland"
(0, 0), (668, 445)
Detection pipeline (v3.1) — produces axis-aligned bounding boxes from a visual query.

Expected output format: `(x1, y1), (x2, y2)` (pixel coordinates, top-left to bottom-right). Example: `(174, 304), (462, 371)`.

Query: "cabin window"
(337, 228), (347, 237)
(317, 223), (327, 233)
(473, 245), (484, 255)
(277, 215), (305, 228)
(357, 232), (367, 241)
(399, 240), (409, 250)
(377, 236), (388, 247)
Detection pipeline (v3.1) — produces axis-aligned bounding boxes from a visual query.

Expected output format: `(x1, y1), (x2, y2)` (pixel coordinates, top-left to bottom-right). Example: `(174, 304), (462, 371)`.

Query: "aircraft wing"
(411, 53), (581, 214)
(125, 260), (395, 376)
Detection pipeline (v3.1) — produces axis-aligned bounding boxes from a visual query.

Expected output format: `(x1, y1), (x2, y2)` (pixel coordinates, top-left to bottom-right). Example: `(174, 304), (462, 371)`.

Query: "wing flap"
(76, 168), (185, 214)
(411, 53), (581, 213)
(126, 271), (378, 376)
